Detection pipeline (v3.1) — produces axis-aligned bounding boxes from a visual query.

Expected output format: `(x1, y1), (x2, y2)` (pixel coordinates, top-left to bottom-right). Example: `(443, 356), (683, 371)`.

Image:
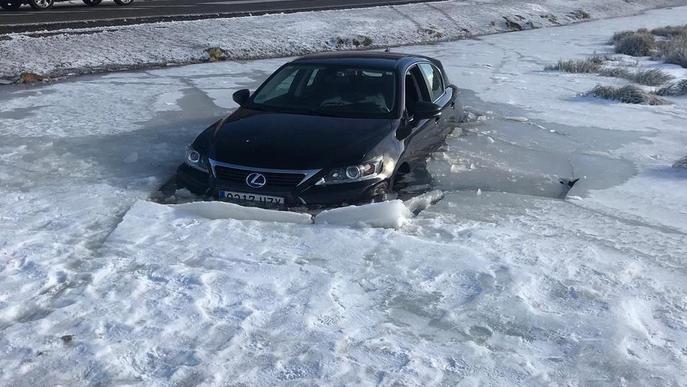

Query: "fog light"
(187, 150), (201, 163)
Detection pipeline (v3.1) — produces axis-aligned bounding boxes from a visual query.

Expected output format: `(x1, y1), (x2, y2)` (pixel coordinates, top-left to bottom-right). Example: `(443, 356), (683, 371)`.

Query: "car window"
(253, 66), (299, 104)
(249, 64), (397, 119)
(408, 66), (431, 102)
(418, 63), (445, 101)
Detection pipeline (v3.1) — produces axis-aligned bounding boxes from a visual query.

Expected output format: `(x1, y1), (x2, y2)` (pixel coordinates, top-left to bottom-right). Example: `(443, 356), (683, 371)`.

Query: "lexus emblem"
(246, 172), (267, 189)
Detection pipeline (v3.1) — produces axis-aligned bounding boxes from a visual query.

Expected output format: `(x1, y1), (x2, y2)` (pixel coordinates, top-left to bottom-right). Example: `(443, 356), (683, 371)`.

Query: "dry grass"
(545, 55), (607, 73)
(614, 31), (656, 56)
(656, 79), (687, 96)
(651, 25), (687, 38)
(589, 85), (666, 105)
(674, 155), (687, 169)
(656, 35), (687, 68)
(598, 67), (672, 86)
(206, 47), (228, 62)
(612, 25), (687, 68)
(612, 30), (638, 43)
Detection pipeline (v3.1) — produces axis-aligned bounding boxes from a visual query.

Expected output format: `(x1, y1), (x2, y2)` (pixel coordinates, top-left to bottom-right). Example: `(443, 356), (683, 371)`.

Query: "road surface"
(0, 0), (437, 33)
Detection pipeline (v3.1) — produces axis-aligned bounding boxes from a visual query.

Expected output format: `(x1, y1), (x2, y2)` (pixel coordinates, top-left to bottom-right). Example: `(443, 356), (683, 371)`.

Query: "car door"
(417, 62), (458, 148)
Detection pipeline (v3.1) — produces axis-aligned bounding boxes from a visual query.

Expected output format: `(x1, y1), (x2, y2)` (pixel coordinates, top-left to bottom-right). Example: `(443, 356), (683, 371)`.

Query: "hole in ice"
(150, 89), (638, 221)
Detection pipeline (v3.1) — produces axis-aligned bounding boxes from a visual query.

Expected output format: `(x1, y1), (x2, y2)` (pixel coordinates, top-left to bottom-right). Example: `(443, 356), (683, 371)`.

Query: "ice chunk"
(172, 201), (313, 224)
(404, 190), (444, 214)
(504, 116), (529, 122)
(314, 200), (411, 228)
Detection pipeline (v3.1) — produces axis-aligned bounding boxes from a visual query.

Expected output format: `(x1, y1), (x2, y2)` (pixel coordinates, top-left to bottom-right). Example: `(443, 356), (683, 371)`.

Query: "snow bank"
(314, 200), (411, 228)
(1, 0), (684, 81)
(172, 200), (313, 224)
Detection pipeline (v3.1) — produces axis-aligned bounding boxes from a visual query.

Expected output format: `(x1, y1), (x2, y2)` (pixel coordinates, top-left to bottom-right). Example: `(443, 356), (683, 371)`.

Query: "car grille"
(214, 165), (306, 189)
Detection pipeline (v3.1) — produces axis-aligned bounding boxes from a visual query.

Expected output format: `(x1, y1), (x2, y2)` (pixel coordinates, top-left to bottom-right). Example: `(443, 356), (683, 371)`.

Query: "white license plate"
(220, 191), (284, 205)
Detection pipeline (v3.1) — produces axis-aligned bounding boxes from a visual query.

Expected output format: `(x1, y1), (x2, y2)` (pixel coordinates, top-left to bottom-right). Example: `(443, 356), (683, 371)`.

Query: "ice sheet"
(1, 6), (687, 386)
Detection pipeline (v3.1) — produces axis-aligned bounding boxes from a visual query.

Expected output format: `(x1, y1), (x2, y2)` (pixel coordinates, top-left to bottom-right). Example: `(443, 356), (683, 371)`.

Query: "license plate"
(220, 191), (284, 205)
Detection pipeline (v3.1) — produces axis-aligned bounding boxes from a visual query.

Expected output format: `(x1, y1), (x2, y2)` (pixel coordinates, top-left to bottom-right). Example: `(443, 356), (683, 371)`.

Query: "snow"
(314, 200), (411, 228)
(1, 0), (685, 81)
(1, 6), (687, 386)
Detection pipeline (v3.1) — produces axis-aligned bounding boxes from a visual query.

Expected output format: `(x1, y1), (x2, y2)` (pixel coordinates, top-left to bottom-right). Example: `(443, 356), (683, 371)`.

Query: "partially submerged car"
(0, 0), (132, 11)
(177, 51), (463, 207)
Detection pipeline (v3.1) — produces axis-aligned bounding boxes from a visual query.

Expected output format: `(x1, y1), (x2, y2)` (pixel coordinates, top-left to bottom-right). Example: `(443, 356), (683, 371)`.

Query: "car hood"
(207, 109), (394, 170)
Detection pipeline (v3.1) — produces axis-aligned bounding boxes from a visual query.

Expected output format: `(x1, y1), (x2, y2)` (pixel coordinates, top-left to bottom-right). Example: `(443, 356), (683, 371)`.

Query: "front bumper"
(176, 163), (385, 207)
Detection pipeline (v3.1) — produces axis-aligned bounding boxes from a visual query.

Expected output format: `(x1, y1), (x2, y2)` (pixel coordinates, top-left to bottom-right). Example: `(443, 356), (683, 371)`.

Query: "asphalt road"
(1, 0), (436, 33)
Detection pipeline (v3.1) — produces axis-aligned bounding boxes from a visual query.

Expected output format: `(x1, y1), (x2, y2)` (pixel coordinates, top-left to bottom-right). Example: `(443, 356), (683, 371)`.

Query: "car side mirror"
(233, 89), (250, 106)
(412, 101), (442, 120)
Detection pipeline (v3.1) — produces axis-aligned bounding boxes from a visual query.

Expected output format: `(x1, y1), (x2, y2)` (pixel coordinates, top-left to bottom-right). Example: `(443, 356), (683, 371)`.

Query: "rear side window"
(418, 63), (445, 101)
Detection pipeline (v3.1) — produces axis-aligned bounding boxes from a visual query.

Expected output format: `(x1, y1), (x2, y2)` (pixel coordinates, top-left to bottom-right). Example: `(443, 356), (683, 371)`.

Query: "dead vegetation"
(333, 35), (373, 49)
(206, 47), (228, 62)
(656, 79), (687, 96)
(674, 155), (687, 169)
(545, 55), (606, 73)
(612, 25), (687, 68)
(613, 29), (656, 56)
(547, 25), (687, 105)
(19, 72), (45, 84)
(656, 34), (687, 68)
(598, 67), (672, 86)
(588, 85), (666, 105)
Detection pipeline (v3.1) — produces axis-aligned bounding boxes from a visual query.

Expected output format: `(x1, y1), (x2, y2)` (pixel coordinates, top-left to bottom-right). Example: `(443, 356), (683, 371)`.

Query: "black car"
(177, 51), (463, 207)
(0, 0), (132, 11)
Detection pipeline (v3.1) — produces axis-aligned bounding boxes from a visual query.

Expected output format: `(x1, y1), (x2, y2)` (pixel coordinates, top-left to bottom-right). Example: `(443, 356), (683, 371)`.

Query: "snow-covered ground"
(2, 0), (686, 82)
(1, 6), (687, 386)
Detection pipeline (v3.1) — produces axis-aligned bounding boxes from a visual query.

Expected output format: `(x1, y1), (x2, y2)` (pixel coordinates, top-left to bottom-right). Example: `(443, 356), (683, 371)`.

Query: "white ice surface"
(314, 200), (411, 228)
(1, 6), (687, 386)
(172, 200), (313, 224)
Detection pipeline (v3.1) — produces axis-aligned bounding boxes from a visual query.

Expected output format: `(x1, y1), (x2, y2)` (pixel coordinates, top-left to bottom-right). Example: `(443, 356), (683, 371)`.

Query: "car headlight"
(184, 146), (209, 172)
(316, 158), (385, 185)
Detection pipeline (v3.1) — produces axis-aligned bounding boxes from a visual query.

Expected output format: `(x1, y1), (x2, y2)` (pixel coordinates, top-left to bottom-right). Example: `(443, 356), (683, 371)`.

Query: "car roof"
(292, 51), (436, 71)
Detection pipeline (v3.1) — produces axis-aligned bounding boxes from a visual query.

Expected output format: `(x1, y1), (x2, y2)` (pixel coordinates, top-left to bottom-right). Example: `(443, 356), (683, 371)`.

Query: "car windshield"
(248, 64), (397, 118)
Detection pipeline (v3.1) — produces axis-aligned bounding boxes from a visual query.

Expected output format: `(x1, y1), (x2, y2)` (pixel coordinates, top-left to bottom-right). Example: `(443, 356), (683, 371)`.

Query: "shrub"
(614, 32), (656, 56)
(206, 47), (227, 62)
(545, 56), (606, 73)
(598, 67), (672, 86)
(612, 30), (635, 43)
(334, 35), (373, 48)
(657, 35), (687, 68)
(651, 25), (687, 38)
(634, 69), (673, 85)
(656, 80), (687, 96)
(569, 10), (591, 20)
(589, 85), (666, 105)
(19, 72), (44, 84)
(673, 155), (687, 169)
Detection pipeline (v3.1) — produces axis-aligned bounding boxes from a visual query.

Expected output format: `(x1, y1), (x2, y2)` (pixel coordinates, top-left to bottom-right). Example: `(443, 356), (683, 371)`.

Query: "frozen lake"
(1, 6), (686, 386)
